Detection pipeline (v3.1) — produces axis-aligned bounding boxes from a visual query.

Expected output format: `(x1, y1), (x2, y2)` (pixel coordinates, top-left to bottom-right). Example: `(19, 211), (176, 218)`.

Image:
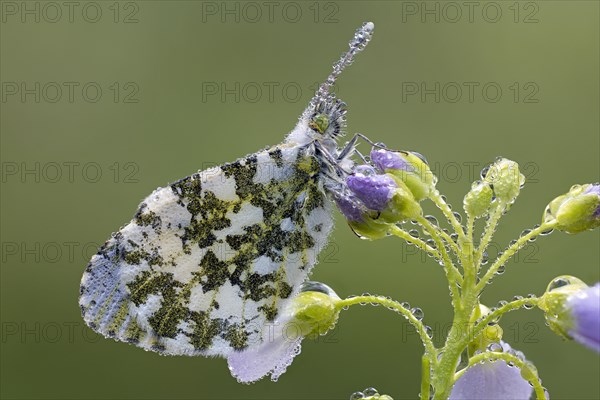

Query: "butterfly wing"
(79, 144), (334, 356)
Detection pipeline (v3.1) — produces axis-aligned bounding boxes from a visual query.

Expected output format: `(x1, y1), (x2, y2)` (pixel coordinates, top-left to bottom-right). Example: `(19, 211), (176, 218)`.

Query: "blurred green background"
(1, 1), (598, 399)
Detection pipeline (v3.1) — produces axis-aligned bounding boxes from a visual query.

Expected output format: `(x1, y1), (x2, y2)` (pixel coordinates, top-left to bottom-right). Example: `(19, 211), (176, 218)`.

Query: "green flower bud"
(538, 276), (588, 339)
(379, 178), (423, 223)
(463, 181), (494, 218)
(468, 304), (503, 354)
(543, 184), (600, 233)
(351, 387), (394, 400)
(483, 158), (525, 203)
(337, 167), (423, 239)
(334, 192), (391, 240)
(371, 149), (437, 201)
(291, 282), (341, 338)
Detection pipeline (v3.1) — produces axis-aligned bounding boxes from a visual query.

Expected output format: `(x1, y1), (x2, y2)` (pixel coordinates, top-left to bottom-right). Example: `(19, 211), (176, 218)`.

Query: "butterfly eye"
(309, 114), (329, 134)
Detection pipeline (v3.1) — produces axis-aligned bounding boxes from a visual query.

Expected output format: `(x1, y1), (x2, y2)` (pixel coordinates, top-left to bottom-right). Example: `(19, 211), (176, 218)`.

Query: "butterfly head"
(308, 96), (347, 139)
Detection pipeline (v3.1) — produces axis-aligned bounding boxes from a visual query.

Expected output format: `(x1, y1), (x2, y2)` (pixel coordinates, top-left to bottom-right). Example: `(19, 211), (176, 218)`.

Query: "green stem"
(421, 354), (431, 400)
(466, 216), (475, 243)
(474, 202), (504, 270)
(336, 295), (437, 364)
(456, 351), (546, 399)
(430, 223), (460, 256)
(415, 215), (463, 301)
(429, 190), (467, 244)
(476, 222), (557, 292)
(471, 296), (539, 340)
(389, 225), (441, 259)
(431, 303), (475, 400)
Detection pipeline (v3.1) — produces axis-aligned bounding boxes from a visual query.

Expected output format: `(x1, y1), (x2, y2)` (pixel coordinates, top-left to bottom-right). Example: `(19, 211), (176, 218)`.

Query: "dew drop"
(425, 215), (439, 226)
(523, 294), (536, 309)
(513, 295), (524, 302)
(450, 233), (459, 243)
(354, 165), (377, 176)
(349, 392), (365, 400)
(497, 300), (508, 308)
(411, 307), (424, 320)
(549, 277), (571, 291)
(363, 387), (378, 396)
(426, 239), (437, 249)
(401, 302), (411, 309)
(496, 265), (506, 275)
(540, 228), (554, 236)
(481, 252), (489, 265)
(521, 229), (532, 238)
(487, 342), (503, 352)
(409, 229), (420, 238)
(425, 325), (433, 338)
(480, 165), (491, 179)
(453, 211), (463, 223)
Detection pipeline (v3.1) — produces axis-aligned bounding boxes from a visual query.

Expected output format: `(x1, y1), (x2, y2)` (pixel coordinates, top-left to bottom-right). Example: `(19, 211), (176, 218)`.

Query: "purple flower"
(346, 168), (397, 211)
(584, 184), (600, 218)
(567, 283), (600, 352)
(334, 193), (366, 222)
(450, 342), (533, 400)
(371, 149), (413, 172)
(370, 149), (436, 201)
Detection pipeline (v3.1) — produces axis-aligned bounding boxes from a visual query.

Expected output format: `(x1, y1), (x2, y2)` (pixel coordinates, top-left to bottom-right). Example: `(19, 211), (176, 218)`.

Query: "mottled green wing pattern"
(79, 144), (334, 356)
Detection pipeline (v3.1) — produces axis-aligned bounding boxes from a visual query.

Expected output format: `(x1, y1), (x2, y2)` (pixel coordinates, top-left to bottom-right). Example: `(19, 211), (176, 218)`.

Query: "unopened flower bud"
(334, 193), (389, 240)
(544, 183), (600, 233)
(464, 181), (494, 218)
(345, 166), (422, 225)
(468, 304), (503, 354)
(370, 149), (436, 201)
(483, 158), (525, 203)
(539, 276), (599, 352)
(292, 281), (341, 337)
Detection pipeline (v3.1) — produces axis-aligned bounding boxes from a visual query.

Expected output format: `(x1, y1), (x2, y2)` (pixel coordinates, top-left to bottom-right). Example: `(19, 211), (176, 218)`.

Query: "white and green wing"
(79, 144), (334, 357)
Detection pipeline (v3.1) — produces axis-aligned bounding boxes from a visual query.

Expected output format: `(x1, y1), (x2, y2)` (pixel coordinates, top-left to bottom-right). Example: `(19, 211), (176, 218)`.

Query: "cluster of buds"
(335, 149), (437, 239)
(463, 157), (526, 219)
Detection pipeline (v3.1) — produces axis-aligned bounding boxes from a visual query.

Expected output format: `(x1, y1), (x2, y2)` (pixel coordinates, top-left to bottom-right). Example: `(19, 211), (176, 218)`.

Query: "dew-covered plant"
(256, 152), (599, 399)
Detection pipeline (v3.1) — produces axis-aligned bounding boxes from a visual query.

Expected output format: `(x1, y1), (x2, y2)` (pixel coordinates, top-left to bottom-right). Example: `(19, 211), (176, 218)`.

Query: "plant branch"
(336, 295), (437, 364)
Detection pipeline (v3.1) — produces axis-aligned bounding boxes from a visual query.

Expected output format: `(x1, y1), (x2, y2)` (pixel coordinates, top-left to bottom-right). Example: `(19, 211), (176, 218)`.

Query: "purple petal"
(370, 149), (412, 172)
(584, 184), (600, 218)
(450, 343), (533, 400)
(567, 283), (600, 352)
(584, 184), (600, 197)
(335, 194), (365, 222)
(227, 323), (303, 383)
(346, 173), (397, 211)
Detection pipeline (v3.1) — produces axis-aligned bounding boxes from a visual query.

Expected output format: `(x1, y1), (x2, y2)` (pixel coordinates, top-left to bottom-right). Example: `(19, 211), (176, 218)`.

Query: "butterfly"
(79, 22), (374, 381)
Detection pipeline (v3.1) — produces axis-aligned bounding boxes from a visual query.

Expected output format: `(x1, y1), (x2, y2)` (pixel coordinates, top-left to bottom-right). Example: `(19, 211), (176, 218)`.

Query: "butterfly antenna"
(313, 22), (374, 104)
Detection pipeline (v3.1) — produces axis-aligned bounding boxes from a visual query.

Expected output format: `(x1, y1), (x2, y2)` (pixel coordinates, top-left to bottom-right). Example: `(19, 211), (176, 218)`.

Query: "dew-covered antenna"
(312, 22), (374, 104)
